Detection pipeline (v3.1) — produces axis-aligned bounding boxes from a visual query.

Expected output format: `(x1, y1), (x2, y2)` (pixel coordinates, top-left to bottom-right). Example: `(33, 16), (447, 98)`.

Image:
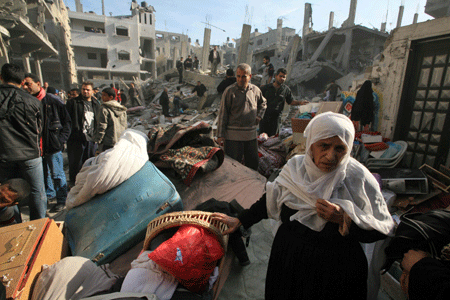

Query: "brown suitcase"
(0, 218), (66, 300)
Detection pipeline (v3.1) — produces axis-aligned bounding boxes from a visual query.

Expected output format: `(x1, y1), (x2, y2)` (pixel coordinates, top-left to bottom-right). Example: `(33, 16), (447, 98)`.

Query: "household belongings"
(147, 121), (224, 186)
(65, 161), (183, 266)
(67, 129), (149, 209)
(143, 211), (228, 295)
(0, 218), (66, 300)
(376, 168), (429, 195)
(30, 256), (119, 300)
(382, 209), (450, 292)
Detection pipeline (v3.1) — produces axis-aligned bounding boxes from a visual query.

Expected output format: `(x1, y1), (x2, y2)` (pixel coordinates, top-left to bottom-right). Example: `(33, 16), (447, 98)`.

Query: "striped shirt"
(217, 83), (266, 141)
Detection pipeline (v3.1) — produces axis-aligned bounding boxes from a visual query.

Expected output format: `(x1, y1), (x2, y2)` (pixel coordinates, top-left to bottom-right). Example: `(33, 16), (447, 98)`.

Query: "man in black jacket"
(0, 63), (46, 220)
(23, 73), (72, 212)
(176, 57), (184, 84)
(209, 46), (220, 76)
(217, 69), (236, 95)
(66, 81), (100, 187)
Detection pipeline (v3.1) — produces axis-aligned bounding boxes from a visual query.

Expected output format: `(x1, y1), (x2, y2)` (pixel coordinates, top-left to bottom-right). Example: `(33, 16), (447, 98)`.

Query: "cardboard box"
(316, 101), (343, 114)
(0, 218), (66, 299)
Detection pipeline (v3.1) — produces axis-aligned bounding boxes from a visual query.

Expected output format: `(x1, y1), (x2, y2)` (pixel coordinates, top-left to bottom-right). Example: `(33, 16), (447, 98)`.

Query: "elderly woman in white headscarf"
(213, 112), (395, 299)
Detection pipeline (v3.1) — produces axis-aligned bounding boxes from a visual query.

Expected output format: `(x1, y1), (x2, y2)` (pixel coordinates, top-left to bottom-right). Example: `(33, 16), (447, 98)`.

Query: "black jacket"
(66, 95), (100, 142)
(209, 49), (221, 63)
(41, 92), (71, 154)
(176, 60), (183, 72)
(0, 84), (43, 161)
(192, 84), (207, 97)
(217, 77), (236, 94)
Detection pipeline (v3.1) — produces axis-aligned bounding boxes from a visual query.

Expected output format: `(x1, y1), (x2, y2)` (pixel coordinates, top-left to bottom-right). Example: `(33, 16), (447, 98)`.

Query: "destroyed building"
(0, 0), (76, 91)
(366, 14), (450, 171)
(235, 18), (295, 71)
(155, 30), (193, 74)
(68, 0), (156, 88)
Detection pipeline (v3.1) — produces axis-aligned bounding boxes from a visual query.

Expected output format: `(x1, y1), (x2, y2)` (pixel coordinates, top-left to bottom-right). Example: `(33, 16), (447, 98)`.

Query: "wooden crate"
(0, 218), (66, 299)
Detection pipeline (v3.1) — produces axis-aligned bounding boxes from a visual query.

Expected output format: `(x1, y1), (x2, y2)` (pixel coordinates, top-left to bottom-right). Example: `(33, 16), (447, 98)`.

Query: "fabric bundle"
(66, 129), (149, 209)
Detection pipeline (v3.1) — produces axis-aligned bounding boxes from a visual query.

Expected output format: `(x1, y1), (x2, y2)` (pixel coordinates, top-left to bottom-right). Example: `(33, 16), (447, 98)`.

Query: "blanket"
(148, 122), (224, 186)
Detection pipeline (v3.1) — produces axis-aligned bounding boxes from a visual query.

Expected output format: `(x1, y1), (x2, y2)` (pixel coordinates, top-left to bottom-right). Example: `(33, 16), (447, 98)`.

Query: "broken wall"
(367, 16), (450, 140)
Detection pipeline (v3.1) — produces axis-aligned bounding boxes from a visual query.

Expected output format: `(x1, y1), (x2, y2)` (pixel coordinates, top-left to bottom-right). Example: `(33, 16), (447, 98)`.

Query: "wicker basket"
(291, 118), (311, 133)
(143, 211), (229, 251)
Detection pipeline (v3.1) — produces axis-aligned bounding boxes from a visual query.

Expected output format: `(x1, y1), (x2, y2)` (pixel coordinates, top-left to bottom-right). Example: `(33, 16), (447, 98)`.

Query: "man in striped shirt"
(216, 63), (266, 171)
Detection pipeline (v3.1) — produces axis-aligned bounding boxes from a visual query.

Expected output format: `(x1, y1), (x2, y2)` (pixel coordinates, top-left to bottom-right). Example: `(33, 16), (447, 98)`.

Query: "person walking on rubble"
(23, 73), (72, 213)
(128, 82), (140, 107)
(184, 55), (193, 71)
(0, 63), (47, 220)
(261, 56), (274, 87)
(66, 81), (100, 188)
(217, 69), (236, 95)
(176, 57), (184, 84)
(192, 81), (208, 110)
(193, 56), (199, 70)
(93, 87), (127, 153)
(260, 68), (308, 137)
(325, 80), (342, 102)
(159, 87), (170, 117)
(172, 86), (183, 116)
(217, 63), (266, 171)
(209, 46), (221, 76)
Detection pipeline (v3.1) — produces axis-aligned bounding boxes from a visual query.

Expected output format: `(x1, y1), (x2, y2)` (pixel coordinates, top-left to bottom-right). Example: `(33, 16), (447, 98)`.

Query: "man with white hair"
(216, 63), (266, 171)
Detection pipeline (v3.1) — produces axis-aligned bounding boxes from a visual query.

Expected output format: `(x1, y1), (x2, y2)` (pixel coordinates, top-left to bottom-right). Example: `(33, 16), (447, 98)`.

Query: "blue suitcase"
(65, 161), (183, 265)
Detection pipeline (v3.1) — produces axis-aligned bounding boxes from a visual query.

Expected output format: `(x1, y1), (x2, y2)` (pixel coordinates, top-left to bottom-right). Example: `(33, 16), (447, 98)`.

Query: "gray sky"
(67, 0), (432, 45)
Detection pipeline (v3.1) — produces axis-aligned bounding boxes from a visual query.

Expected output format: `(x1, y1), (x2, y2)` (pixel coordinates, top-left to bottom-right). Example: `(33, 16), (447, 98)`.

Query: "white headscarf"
(266, 112), (394, 235)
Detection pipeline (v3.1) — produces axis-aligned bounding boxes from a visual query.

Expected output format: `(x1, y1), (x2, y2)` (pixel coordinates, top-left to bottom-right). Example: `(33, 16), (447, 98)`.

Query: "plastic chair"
(365, 141), (408, 170)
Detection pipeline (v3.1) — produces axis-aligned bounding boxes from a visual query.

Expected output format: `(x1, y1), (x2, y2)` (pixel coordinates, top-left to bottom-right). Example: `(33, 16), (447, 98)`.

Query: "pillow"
(148, 225), (224, 293)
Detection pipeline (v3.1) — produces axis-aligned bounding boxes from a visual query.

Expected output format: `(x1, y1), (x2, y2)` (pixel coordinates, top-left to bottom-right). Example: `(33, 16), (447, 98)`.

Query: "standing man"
(66, 81), (100, 187)
(217, 69), (236, 95)
(0, 63), (46, 220)
(68, 88), (80, 100)
(23, 73), (72, 213)
(192, 81), (208, 110)
(209, 46), (221, 76)
(260, 68), (308, 137)
(261, 55), (274, 87)
(217, 63), (266, 171)
(176, 57), (184, 84)
(93, 87), (127, 153)
(193, 56), (199, 70)
(184, 55), (193, 71)
(128, 82), (140, 107)
(119, 89), (127, 106)
(325, 80), (342, 102)
(159, 87), (170, 117)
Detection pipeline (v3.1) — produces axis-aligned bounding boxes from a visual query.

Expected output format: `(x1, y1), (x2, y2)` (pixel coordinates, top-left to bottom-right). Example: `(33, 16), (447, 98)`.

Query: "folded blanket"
(148, 122), (224, 186)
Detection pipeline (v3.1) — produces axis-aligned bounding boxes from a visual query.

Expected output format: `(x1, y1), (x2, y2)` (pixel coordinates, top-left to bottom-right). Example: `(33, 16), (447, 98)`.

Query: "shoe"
(50, 203), (65, 213)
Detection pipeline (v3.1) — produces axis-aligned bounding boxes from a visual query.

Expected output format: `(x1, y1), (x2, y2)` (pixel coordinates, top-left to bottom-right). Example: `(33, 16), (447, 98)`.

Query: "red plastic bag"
(148, 224), (224, 293)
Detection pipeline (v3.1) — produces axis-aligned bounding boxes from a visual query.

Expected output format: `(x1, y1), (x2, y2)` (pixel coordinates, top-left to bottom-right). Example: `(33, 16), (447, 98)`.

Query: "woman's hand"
(211, 212), (241, 235)
(315, 198), (344, 225)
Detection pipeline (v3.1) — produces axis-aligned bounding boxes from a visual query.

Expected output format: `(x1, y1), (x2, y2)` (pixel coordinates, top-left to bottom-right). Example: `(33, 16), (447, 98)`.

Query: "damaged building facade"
(235, 18), (296, 71)
(368, 12), (450, 169)
(0, 0), (76, 91)
(155, 30), (192, 75)
(69, 0), (156, 87)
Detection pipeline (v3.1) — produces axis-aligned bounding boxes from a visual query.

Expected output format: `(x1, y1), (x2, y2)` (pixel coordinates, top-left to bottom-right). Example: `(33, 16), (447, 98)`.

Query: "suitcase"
(0, 218), (67, 300)
(65, 161), (183, 265)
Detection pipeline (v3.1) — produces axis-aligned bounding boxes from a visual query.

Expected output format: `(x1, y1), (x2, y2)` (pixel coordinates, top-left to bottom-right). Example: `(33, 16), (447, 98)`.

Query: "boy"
(93, 87), (127, 152)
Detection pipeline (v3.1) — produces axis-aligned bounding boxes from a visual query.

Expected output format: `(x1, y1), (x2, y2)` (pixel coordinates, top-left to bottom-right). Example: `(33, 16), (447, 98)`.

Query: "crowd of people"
(1, 56), (449, 300)
(0, 63), (128, 223)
